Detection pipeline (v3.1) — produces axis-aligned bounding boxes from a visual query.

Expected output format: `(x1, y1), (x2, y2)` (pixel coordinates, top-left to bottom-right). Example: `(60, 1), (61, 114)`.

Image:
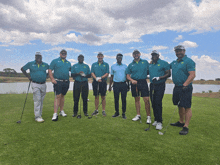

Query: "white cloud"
(191, 55), (220, 80)
(173, 35), (183, 42)
(0, 0), (220, 46)
(104, 55), (116, 59)
(149, 46), (168, 50)
(42, 47), (81, 53)
(179, 41), (198, 48)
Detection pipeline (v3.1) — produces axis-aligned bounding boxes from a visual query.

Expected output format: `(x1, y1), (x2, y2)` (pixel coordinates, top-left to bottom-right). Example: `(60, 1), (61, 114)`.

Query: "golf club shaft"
(19, 80), (31, 121)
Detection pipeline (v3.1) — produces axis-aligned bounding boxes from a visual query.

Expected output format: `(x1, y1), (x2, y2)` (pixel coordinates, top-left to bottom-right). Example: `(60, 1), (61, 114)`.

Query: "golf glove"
(96, 77), (101, 81)
(152, 77), (160, 81)
(80, 72), (86, 77)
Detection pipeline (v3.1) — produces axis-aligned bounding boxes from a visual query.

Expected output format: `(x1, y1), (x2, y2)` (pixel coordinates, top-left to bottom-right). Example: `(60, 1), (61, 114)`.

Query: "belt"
(75, 80), (87, 83)
(55, 79), (69, 82)
(32, 81), (45, 84)
(114, 81), (126, 84)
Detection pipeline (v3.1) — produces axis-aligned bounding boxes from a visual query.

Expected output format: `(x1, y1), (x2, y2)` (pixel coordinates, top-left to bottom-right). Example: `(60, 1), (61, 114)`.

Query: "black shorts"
(131, 79), (149, 97)
(54, 80), (70, 96)
(92, 81), (107, 96)
(172, 86), (193, 108)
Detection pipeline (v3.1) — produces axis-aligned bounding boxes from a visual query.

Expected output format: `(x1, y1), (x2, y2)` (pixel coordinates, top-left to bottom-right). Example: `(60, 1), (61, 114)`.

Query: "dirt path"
(193, 92), (220, 99)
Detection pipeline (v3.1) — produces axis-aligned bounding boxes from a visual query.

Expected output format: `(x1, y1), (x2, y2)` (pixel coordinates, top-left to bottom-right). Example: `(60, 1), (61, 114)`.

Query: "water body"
(0, 82), (219, 94)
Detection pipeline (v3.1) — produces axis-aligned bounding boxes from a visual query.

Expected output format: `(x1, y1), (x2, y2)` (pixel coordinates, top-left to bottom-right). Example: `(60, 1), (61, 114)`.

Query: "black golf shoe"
(112, 113), (120, 118)
(72, 113), (77, 117)
(122, 113), (127, 119)
(179, 127), (189, 135)
(170, 121), (185, 127)
(91, 110), (98, 116)
(84, 113), (89, 116)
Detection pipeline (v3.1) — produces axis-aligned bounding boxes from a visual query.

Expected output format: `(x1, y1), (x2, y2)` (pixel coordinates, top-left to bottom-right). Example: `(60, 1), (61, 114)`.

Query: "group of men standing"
(21, 45), (195, 135)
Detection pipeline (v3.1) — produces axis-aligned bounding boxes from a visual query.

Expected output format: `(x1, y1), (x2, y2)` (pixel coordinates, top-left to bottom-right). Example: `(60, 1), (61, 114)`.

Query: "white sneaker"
(59, 110), (67, 117)
(156, 122), (163, 130)
(132, 115), (141, 121)
(35, 117), (44, 123)
(146, 116), (151, 124)
(152, 121), (157, 126)
(52, 113), (58, 121)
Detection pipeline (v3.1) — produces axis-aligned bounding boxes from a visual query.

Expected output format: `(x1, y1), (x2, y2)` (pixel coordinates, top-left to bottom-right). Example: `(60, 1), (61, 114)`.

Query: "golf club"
(17, 80), (31, 124)
(145, 81), (155, 131)
(88, 85), (112, 119)
(135, 84), (142, 124)
(77, 85), (82, 119)
(158, 100), (180, 135)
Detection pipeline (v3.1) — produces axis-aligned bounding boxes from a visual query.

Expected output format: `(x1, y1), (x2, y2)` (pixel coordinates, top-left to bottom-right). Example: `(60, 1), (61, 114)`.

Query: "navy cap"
(97, 52), (103, 56)
(60, 49), (67, 54)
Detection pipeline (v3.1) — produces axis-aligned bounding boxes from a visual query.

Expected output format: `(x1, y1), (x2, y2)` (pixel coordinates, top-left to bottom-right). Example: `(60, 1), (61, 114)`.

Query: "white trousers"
(31, 82), (46, 119)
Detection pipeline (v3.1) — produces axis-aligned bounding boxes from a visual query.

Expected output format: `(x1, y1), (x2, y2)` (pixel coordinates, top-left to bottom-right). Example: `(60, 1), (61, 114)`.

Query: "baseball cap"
(35, 52), (42, 56)
(151, 50), (159, 55)
(174, 45), (185, 51)
(97, 52), (103, 56)
(78, 54), (84, 58)
(116, 53), (123, 57)
(133, 49), (140, 55)
(60, 49), (67, 54)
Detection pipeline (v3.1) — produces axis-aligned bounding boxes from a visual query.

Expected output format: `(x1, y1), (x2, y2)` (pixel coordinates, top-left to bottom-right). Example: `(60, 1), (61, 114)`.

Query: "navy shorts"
(131, 79), (149, 97)
(54, 80), (70, 96)
(172, 86), (193, 108)
(92, 81), (107, 96)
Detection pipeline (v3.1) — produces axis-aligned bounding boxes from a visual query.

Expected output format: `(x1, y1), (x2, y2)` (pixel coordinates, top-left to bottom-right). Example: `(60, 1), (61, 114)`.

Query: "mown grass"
(0, 91), (219, 165)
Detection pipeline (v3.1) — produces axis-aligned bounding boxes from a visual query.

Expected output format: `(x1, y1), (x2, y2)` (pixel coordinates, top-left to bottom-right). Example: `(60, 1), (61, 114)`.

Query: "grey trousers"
(31, 82), (46, 119)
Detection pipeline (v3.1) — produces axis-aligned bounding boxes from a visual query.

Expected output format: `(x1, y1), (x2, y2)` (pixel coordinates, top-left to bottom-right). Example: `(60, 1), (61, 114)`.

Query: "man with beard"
(170, 45), (196, 135)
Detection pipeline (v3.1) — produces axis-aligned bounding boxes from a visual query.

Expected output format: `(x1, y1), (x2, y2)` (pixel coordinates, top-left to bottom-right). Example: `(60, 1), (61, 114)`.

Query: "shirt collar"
(133, 58), (142, 63)
(176, 55), (187, 62)
(152, 58), (161, 64)
(97, 60), (104, 64)
(59, 57), (66, 62)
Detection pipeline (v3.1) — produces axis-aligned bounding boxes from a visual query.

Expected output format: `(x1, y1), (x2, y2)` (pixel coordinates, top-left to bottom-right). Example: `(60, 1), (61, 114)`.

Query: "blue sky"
(0, 0), (220, 80)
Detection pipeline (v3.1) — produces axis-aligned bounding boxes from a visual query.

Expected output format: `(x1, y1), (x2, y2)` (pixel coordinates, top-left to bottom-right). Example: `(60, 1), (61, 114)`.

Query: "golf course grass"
(0, 91), (219, 165)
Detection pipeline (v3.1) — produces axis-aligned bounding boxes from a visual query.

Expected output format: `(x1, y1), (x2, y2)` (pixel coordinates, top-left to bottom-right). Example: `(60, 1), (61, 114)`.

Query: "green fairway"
(0, 91), (220, 165)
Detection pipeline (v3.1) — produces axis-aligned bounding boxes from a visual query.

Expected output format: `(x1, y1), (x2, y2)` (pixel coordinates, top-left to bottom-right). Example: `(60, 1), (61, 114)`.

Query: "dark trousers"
(73, 81), (89, 114)
(150, 82), (165, 123)
(113, 82), (127, 114)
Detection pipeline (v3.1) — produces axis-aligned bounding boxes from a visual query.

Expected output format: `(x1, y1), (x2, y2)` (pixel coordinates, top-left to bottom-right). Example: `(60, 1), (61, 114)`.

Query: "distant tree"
(215, 78), (220, 81)
(3, 68), (17, 76)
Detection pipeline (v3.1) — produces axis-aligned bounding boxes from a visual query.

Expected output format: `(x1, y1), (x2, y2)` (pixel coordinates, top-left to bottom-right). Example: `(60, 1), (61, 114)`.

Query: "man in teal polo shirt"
(49, 49), (71, 121)
(109, 53), (128, 119)
(149, 50), (171, 130)
(91, 52), (109, 116)
(21, 52), (49, 122)
(170, 45), (196, 135)
(71, 54), (91, 117)
(126, 50), (151, 123)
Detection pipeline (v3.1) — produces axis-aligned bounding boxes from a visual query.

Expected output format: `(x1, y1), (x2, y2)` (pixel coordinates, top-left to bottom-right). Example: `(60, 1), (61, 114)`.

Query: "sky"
(0, 0), (220, 80)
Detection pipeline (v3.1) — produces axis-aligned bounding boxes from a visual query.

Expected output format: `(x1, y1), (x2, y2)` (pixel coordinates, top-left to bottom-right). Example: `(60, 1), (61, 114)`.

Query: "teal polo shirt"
(126, 58), (149, 80)
(49, 57), (71, 80)
(71, 62), (91, 82)
(91, 61), (109, 81)
(170, 55), (195, 86)
(22, 61), (49, 83)
(111, 63), (127, 82)
(149, 58), (170, 84)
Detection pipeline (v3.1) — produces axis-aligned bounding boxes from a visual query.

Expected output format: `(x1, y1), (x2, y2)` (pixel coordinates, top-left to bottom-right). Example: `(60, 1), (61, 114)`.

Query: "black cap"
(60, 49), (67, 54)
(78, 54), (84, 58)
(97, 52), (103, 56)
(116, 53), (123, 57)
(133, 49), (140, 55)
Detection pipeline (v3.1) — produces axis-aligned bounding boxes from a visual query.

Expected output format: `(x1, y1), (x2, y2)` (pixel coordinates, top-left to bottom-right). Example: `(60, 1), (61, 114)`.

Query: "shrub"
(208, 90), (212, 93)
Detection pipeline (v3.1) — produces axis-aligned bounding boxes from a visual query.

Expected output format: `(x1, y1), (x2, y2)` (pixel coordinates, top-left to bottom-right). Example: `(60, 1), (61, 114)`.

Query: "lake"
(0, 82), (219, 94)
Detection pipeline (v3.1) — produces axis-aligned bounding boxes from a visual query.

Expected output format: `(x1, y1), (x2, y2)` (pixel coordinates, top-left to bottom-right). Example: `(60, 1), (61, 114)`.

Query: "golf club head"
(144, 128), (150, 131)
(158, 132), (164, 135)
(88, 116), (92, 119)
(17, 120), (21, 124)
(77, 115), (81, 119)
